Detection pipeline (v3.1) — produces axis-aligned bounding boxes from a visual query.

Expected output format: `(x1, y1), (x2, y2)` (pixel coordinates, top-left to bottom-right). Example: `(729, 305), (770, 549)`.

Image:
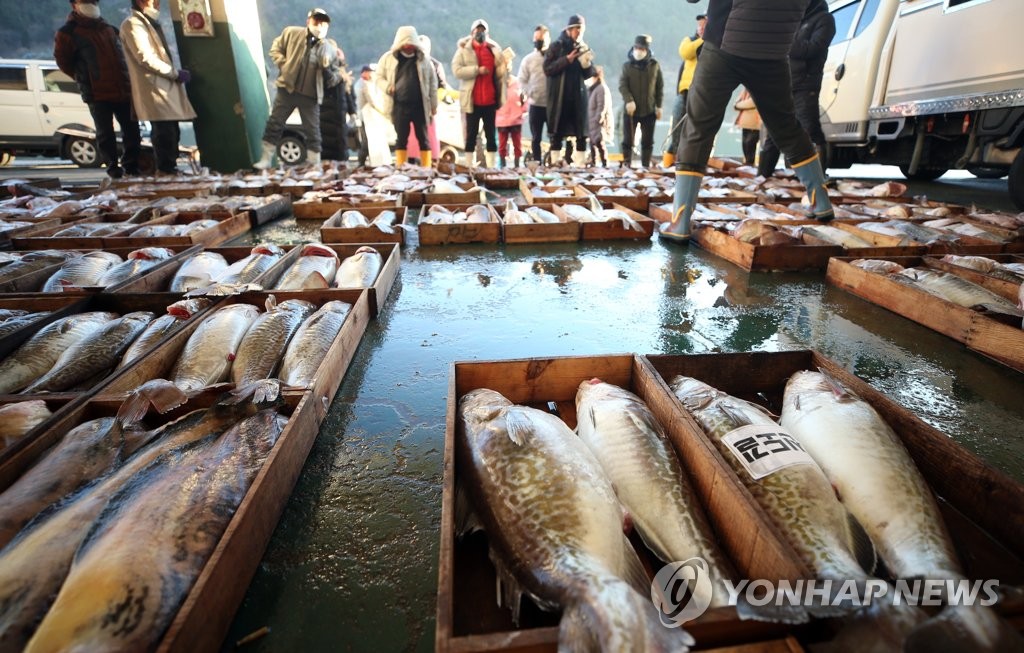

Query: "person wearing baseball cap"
(451, 18), (508, 168)
(542, 14), (595, 167)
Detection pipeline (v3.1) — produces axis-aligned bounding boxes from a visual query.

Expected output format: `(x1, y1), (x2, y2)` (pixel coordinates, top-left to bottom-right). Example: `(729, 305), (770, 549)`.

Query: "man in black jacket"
(543, 14), (595, 166)
(664, 0), (835, 242)
(757, 0), (835, 177)
(619, 35), (663, 168)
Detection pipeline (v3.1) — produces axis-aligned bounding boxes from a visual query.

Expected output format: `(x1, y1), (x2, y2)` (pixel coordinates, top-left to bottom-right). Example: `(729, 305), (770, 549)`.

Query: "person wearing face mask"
(120, 0), (195, 176)
(54, 0), (142, 178)
(374, 25), (439, 168)
(543, 14), (595, 167)
(253, 8), (334, 169)
(517, 25), (550, 164)
(619, 34), (663, 168)
(452, 19), (508, 169)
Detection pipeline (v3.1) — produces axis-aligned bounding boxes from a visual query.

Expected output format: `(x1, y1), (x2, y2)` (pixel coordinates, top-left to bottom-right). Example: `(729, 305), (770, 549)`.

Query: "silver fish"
(334, 246), (382, 288)
(231, 297), (315, 386)
(168, 250), (228, 292)
(895, 268), (1023, 315)
(213, 244), (284, 285)
(41, 251), (123, 291)
(278, 300), (350, 387)
(0, 312), (53, 341)
(171, 303), (261, 394)
(0, 251), (80, 285)
(273, 243), (338, 290)
(851, 259), (905, 275)
(0, 312), (117, 394)
(801, 225), (874, 248)
(95, 247), (175, 286)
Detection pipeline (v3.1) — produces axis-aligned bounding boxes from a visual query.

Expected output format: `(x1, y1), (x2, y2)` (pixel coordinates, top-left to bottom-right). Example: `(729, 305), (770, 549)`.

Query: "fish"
(231, 297), (315, 386)
(127, 224), (178, 238)
(339, 210), (370, 227)
(0, 401), (52, 449)
(117, 299), (212, 370)
(41, 251), (123, 291)
(95, 247), (175, 286)
(465, 204), (491, 223)
(168, 250), (228, 292)
(278, 300), (350, 387)
(780, 371), (1024, 652)
(524, 206), (560, 223)
(561, 204), (599, 222)
(0, 251), (80, 285)
(801, 225), (874, 248)
(0, 312), (118, 394)
(334, 246), (382, 288)
(213, 244), (284, 285)
(0, 312), (53, 341)
(170, 303), (261, 394)
(0, 309), (28, 321)
(51, 223), (132, 237)
(574, 379), (739, 612)
(940, 255), (1024, 283)
(458, 388), (694, 652)
(22, 312), (154, 393)
(176, 218), (219, 235)
(273, 243), (339, 290)
(502, 200), (532, 225)
(851, 259), (905, 274)
(895, 268), (1024, 316)
(370, 209), (399, 233)
(944, 222), (1006, 243)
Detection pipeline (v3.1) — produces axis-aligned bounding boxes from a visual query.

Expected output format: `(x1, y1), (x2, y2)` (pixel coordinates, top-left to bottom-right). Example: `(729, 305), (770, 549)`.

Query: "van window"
(41, 68), (79, 94)
(830, 1), (862, 45)
(853, 0), (882, 37)
(0, 66), (28, 91)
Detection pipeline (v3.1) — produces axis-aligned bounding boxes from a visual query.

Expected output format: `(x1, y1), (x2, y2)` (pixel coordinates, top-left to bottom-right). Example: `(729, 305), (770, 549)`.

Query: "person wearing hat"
(543, 14), (595, 167)
(495, 47), (528, 168)
(664, 13), (706, 168)
(54, 0), (142, 178)
(374, 25), (439, 168)
(664, 0), (835, 243)
(120, 0), (195, 176)
(253, 8), (334, 169)
(517, 25), (550, 164)
(619, 34), (663, 168)
(451, 19), (507, 168)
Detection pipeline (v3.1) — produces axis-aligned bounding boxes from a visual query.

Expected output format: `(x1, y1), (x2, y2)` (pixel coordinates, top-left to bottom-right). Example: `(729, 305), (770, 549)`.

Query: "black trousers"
(528, 104), (546, 161)
(621, 111), (656, 161)
(150, 120), (180, 173)
(88, 100), (141, 172)
(465, 104), (497, 153)
(676, 42), (815, 174)
(758, 88), (826, 176)
(393, 102), (428, 152)
(741, 128), (760, 166)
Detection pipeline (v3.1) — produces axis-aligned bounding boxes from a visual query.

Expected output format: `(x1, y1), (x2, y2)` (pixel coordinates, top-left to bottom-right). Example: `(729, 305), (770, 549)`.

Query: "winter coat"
(733, 89), (761, 130)
(675, 34), (703, 95)
(517, 48), (547, 107)
(789, 0), (836, 92)
(543, 30), (595, 138)
(587, 80), (613, 145)
(54, 12), (132, 104)
(120, 10), (196, 121)
(700, 0), (809, 60)
(451, 35), (507, 113)
(496, 76), (527, 128)
(375, 26), (439, 121)
(619, 49), (663, 118)
(269, 25), (332, 102)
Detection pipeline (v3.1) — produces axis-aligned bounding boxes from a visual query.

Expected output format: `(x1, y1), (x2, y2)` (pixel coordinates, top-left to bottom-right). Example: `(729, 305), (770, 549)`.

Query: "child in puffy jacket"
(495, 48), (528, 168)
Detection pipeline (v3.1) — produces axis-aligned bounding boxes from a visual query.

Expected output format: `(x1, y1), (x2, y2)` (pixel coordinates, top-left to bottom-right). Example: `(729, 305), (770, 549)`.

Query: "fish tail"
(116, 379), (188, 426)
(227, 379), (282, 406)
(905, 604), (1024, 653)
(823, 601), (928, 653)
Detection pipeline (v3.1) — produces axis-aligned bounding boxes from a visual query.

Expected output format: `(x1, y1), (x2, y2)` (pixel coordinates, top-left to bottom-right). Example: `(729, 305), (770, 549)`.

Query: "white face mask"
(633, 48), (647, 61)
(314, 25), (328, 39)
(76, 3), (101, 18)
(142, 5), (160, 19)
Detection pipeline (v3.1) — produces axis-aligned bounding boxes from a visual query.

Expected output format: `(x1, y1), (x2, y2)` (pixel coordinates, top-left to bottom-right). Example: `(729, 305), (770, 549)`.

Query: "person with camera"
(619, 34), (663, 168)
(543, 14), (595, 167)
(452, 19), (508, 168)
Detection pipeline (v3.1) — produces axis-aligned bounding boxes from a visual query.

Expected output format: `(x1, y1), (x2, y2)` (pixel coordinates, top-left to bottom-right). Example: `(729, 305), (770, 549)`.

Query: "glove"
(626, 101), (636, 116)
(578, 49), (594, 69)
(478, 66), (490, 76)
(176, 69), (191, 84)
(656, 108), (663, 120)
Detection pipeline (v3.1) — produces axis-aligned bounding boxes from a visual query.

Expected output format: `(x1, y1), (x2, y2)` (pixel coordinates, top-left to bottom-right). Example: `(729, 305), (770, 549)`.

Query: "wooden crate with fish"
(518, 179), (592, 209)
(477, 170), (522, 190)
(827, 256), (1024, 372)
(8, 211), (182, 250)
(501, 203), (581, 245)
(269, 243), (399, 316)
(690, 225), (843, 272)
(292, 192), (403, 219)
(102, 289), (370, 415)
(438, 354), (810, 653)
(580, 184), (650, 212)
(419, 203), (502, 246)
(97, 211), (252, 249)
(320, 205), (409, 246)
(641, 350), (1024, 647)
(553, 202), (655, 241)
(419, 179), (486, 209)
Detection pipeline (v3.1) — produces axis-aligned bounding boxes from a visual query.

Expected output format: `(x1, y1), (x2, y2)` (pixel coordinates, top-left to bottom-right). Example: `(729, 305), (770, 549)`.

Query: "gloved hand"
(578, 49), (594, 69)
(656, 107), (663, 120)
(478, 66), (490, 76)
(176, 69), (192, 84)
(625, 101), (636, 116)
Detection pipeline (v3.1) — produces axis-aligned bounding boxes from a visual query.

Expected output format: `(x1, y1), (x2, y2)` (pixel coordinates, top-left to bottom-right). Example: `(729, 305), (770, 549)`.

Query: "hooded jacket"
(120, 9), (196, 121)
(374, 26), (439, 121)
(451, 33), (508, 113)
(698, 0), (810, 60)
(675, 33), (703, 95)
(55, 11), (132, 104)
(789, 0), (836, 92)
(543, 29), (595, 137)
(619, 48), (663, 118)
(269, 25), (332, 102)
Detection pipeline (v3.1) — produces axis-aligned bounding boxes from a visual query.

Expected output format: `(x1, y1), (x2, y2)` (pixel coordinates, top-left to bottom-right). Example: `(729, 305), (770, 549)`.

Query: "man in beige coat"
(120, 0), (196, 175)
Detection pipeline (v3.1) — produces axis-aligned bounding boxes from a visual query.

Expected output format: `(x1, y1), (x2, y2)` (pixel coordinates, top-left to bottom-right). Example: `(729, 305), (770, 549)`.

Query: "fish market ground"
(8, 162), (1024, 651)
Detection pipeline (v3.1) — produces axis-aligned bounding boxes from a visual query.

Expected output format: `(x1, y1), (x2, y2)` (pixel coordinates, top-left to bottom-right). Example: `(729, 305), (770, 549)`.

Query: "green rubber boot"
(659, 170), (702, 243)
(792, 154), (835, 222)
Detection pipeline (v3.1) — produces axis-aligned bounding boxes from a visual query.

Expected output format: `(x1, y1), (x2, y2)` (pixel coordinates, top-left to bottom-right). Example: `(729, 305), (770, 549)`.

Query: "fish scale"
(0, 312), (116, 394)
(41, 251), (122, 291)
(273, 246), (338, 290)
(171, 303), (261, 394)
(231, 299), (315, 386)
(279, 301), (350, 387)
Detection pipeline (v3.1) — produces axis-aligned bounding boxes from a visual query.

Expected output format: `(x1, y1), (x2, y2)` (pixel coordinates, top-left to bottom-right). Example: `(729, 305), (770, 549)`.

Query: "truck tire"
(898, 164), (947, 181)
(66, 136), (101, 168)
(967, 166), (1007, 180)
(277, 135), (306, 165)
(1009, 150), (1024, 211)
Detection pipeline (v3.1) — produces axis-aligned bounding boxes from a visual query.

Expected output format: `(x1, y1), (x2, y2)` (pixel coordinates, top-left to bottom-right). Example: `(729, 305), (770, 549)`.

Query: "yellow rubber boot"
(662, 152), (675, 168)
(395, 149), (408, 167)
(421, 150), (432, 169)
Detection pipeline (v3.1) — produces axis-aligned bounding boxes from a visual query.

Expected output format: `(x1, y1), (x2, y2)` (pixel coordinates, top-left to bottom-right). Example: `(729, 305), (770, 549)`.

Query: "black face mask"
(474, 32), (486, 44)
(533, 39), (545, 51)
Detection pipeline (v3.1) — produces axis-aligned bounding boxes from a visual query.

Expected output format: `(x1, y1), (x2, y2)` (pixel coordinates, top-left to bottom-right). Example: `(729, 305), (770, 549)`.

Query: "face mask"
(633, 48), (647, 61)
(474, 32), (486, 44)
(142, 5), (160, 19)
(400, 47), (416, 58)
(76, 3), (101, 18)
(533, 39), (545, 51)
(310, 25), (327, 39)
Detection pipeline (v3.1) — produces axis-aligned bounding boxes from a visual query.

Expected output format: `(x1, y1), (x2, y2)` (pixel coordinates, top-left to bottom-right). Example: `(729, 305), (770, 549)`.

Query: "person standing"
(663, 13), (705, 167)
(54, 0), (141, 178)
(320, 39), (355, 163)
(663, 0), (835, 243)
(451, 19), (507, 168)
(619, 34), (663, 168)
(757, 0), (836, 177)
(253, 8), (333, 169)
(355, 64), (389, 167)
(495, 48), (527, 168)
(586, 66), (613, 167)
(120, 0), (194, 176)
(734, 88), (761, 165)
(375, 25), (438, 168)
(543, 14), (595, 167)
(518, 25), (549, 164)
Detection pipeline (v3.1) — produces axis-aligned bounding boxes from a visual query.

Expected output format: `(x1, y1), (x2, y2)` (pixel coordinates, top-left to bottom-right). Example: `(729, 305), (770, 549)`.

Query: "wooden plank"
(100, 212), (251, 249)
(519, 179), (591, 209)
(573, 203), (655, 241)
(419, 204), (502, 246)
(502, 205), (581, 244)
(320, 206), (408, 246)
(692, 227), (843, 272)
(293, 193), (403, 219)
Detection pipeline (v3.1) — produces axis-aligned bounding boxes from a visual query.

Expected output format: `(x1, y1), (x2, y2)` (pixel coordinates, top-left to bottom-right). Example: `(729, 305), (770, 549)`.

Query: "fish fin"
(906, 604), (1024, 653)
(502, 407), (534, 446)
(116, 379), (188, 426)
(620, 533), (653, 596)
(846, 509), (878, 576)
(228, 379), (282, 406)
(816, 367), (856, 400)
(302, 271), (330, 289)
(454, 482), (484, 537)
(825, 601), (927, 653)
(734, 593), (810, 624)
(265, 294), (278, 312)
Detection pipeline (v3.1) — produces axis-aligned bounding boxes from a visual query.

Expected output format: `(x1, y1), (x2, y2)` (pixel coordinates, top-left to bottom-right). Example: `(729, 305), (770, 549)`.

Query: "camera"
(574, 42), (591, 55)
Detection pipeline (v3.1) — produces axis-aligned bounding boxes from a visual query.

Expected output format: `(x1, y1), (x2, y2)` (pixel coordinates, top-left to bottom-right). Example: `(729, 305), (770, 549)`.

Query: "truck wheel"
(898, 164), (947, 181)
(1009, 150), (1024, 211)
(277, 136), (306, 166)
(967, 166), (1007, 180)
(67, 136), (101, 168)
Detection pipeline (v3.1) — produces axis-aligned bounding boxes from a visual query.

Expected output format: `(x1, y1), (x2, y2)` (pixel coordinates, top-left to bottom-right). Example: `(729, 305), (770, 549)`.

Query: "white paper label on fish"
(720, 424), (821, 480)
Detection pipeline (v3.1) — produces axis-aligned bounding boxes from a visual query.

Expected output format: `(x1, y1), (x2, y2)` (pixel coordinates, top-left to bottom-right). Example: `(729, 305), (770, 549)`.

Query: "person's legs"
(621, 110), (637, 166)
(392, 103), (412, 166)
(465, 109), (481, 154)
(498, 127), (510, 166)
(481, 105), (498, 152)
(665, 91), (686, 166)
(758, 131), (781, 177)
(510, 125), (523, 164)
(150, 121), (179, 173)
(741, 128), (759, 166)
(261, 91), (298, 145)
(87, 102), (118, 173)
(639, 113), (656, 167)
(295, 93), (321, 155)
(794, 88), (827, 166)
(528, 105), (546, 161)
(112, 101), (141, 174)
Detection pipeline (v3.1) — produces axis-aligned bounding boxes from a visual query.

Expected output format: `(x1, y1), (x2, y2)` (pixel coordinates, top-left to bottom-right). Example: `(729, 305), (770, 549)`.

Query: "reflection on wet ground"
(224, 210), (1024, 652)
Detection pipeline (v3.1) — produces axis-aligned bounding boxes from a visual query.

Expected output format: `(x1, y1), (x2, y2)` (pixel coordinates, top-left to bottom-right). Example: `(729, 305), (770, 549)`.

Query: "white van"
(0, 58), (101, 167)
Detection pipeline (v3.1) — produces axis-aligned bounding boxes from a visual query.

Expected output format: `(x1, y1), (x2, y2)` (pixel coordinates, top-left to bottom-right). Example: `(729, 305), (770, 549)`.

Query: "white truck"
(820, 0), (1024, 209)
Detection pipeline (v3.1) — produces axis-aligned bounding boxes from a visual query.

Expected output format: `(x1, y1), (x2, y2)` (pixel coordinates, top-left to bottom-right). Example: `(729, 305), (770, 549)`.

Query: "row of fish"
(0, 247), (175, 292)
(329, 209), (402, 233)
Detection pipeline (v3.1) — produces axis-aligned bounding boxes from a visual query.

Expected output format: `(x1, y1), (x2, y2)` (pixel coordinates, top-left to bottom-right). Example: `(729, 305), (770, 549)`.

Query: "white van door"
(37, 64), (94, 134)
(0, 64), (46, 138)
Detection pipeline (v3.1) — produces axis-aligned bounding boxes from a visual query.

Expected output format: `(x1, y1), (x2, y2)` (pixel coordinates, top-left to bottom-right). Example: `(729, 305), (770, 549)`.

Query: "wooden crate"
(798, 223), (928, 258)
(110, 245), (298, 296)
(923, 254), (1023, 303)
(826, 256), (1024, 372)
(691, 226), (842, 272)
(103, 289), (370, 408)
(555, 202), (655, 242)
(269, 243), (399, 316)
(419, 204), (502, 246)
(292, 193), (403, 219)
(420, 183), (486, 209)
(0, 295), (87, 358)
(320, 205), (409, 246)
(478, 171), (522, 190)
(8, 212), (177, 250)
(438, 354), (807, 653)
(246, 194), (293, 226)
(582, 185), (650, 212)
(518, 178), (592, 208)
(97, 211), (251, 249)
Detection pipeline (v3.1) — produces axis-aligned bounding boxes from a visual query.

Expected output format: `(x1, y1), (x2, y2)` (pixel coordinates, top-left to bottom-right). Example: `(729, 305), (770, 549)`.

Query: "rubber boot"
(421, 150), (432, 169)
(662, 151), (675, 168)
(499, 156), (506, 169)
(641, 147), (653, 168)
(791, 153), (835, 222)
(659, 170), (702, 243)
(395, 149), (408, 167)
(485, 151), (497, 169)
(571, 149), (587, 168)
(514, 156), (521, 168)
(308, 150), (321, 167)
(622, 151), (632, 169)
(253, 141), (275, 170)
(463, 151), (476, 169)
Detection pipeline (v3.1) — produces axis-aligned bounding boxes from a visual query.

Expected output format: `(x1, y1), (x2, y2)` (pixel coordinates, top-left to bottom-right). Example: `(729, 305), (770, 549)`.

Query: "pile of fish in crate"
(0, 170), (397, 651)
